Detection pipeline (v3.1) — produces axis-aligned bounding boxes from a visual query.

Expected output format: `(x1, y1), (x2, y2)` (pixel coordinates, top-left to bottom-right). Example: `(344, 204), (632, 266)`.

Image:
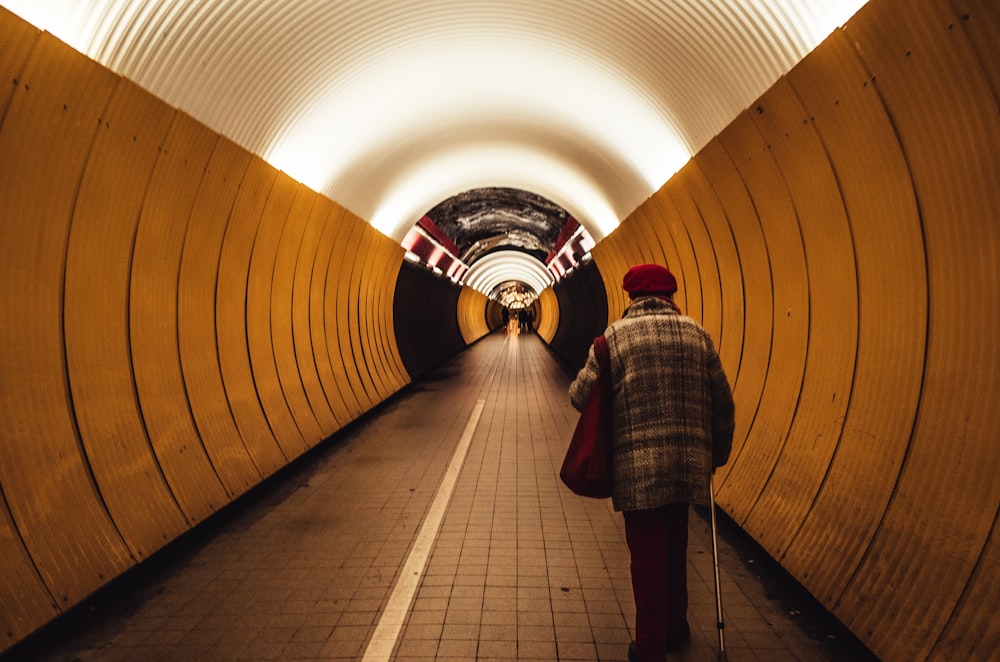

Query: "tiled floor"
(22, 331), (875, 662)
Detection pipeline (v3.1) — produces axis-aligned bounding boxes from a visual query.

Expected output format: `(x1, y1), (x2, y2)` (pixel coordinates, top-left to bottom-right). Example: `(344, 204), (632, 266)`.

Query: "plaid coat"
(570, 297), (734, 511)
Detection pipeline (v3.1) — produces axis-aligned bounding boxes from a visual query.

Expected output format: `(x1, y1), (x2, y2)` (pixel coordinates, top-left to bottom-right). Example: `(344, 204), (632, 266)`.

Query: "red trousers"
(623, 503), (690, 662)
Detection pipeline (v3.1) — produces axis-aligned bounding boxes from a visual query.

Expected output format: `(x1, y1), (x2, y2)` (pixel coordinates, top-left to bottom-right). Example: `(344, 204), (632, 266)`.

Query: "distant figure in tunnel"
(569, 263), (735, 662)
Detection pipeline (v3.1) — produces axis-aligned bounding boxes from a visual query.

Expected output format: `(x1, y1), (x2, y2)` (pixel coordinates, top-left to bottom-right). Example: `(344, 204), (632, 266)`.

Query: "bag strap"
(593, 335), (614, 428)
(594, 335), (611, 383)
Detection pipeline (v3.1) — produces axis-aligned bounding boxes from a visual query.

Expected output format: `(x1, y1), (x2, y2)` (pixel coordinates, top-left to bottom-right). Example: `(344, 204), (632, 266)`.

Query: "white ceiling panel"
(2, 0), (868, 255)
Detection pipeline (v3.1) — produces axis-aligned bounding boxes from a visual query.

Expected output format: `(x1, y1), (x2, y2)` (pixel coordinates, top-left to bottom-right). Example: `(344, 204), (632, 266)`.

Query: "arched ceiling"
(426, 188), (570, 265)
(3, 0), (869, 294)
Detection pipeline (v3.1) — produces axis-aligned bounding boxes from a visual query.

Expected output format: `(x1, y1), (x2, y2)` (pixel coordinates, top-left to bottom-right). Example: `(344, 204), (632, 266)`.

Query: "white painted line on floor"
(360, 398), (487, 661)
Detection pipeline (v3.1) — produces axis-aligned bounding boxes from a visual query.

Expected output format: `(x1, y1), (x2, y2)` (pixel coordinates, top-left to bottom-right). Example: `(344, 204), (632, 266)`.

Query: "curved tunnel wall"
(535, 288), (560, 344)
(0, 0), (998, 660)
(546, 263), (610, 370)
(459, 288), (494, 344)
(484, 298), (506, 331)
(0, 12), (411, 650)
(563, 1), (998, 659)
(393, 261), (468, 378)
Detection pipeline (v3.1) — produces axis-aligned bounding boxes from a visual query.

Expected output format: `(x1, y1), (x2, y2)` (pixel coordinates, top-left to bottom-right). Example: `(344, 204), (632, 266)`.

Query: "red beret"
(622, 264), (677, 298)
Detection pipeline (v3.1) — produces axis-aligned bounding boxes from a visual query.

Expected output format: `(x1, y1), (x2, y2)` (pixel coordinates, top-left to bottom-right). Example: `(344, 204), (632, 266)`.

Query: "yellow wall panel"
(0, 8), (38, 118)
(0, 504), (57, 649)
(620, 206), (657, 267)
(308, 203), (354, 427)
(0, 19), (416, 650)
(947, 0), (1000, 102)
(607, 240), (632, 322)
(369, 233), (401, 397)
(386, 246), (412, 390)
(739, 77), (859, 554)
(609, 251), (631, 321)
(674, 160), (745, 377)
(217, 158), (288, 475)
(294, 196), (342, 436)
(638, 207), (668, 267)
(649, 192), (703, 320)
(373, 238), (404, 395)
(346, 226), (380, 403)
(602, 226), (633, 287)
(632, 206), (672, 272)
(372, 241), (408, 392)
(381, 247), (406, 389)
(246, 173), (309, 458)
(628, 202), (676, 302)
(612, 226), (640, 315)
(325, 213), (367, 420)
(130, 112), (230, 522)
(270, 186), (325, 447)
(335, 216), (375, 412)
(535, 288), (560, 343)
(377, 245), (410, 391)
(342, 220), (379, 409)
(178, 135), (261, 497)
(666, 182), (722, 337)
(356, 227), (389, 401)
(714, 111), (810, 520)
(457, 287), (491, 343)
(0, 31), (137, 617)
(693, 140), (773, 490)
(832, 0), (1000, 658)
(365, 231), (389, 398)
(371, 236), (398, 398)
(935, 546), (1000, 662)
(777, 28), (922, 609)
(590, 234), (628, 325)
(65, 78), (188, 560)
(623, 215), (654, 269)
(633, 205), (672, 270)
(0, 27), (90, 647)
(603, 2), (1000, 658)
(609, 200), (705, 323)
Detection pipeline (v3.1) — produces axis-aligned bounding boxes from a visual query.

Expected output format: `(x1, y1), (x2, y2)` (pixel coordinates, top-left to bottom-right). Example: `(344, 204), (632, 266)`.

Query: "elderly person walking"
(569, 264), (735, 662)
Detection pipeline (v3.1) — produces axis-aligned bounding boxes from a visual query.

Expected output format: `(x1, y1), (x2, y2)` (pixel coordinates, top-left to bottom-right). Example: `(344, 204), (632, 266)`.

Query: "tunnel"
(0, 1), (998, 660)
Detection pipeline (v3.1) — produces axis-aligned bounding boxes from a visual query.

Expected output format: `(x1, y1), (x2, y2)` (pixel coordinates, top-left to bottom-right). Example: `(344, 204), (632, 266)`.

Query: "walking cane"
(709, 474), (727, 661)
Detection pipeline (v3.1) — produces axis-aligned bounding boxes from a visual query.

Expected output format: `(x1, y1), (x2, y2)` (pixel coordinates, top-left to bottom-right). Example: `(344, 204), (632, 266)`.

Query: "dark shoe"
(665, 623), (692, 652)
(627, 640), (642, 662)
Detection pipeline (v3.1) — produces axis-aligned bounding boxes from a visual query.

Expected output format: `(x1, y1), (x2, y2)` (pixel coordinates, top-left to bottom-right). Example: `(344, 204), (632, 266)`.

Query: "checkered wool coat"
(569, 297), (734, 511)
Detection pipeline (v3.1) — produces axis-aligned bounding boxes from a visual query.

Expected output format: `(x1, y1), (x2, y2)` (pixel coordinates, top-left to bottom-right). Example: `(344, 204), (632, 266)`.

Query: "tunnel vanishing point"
(0, 1), (998, 660)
